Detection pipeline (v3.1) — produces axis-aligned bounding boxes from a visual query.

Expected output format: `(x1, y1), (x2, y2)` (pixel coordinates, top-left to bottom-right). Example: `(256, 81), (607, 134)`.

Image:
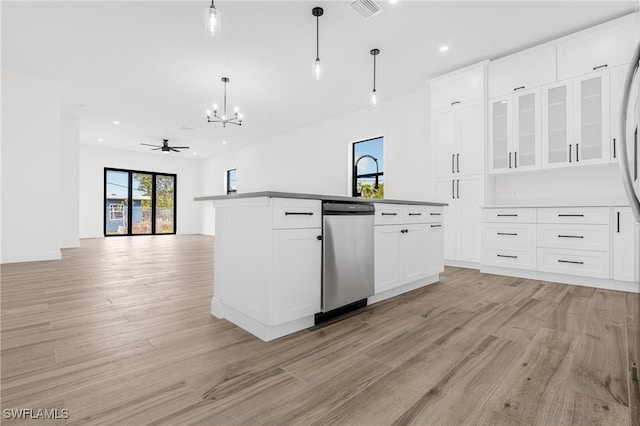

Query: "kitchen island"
(195, 192), (447, 341)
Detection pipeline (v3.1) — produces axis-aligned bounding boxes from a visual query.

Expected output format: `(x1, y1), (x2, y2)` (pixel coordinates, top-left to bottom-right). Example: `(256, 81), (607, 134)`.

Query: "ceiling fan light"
(205, 1), (220, 36)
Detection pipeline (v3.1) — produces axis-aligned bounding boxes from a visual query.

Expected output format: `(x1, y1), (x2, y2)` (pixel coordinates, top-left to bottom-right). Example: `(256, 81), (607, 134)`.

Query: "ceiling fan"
(141, 139), (189, 153)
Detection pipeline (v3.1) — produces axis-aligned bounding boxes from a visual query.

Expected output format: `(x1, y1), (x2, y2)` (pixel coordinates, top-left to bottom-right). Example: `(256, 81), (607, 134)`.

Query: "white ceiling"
(2, 1), (637, 159)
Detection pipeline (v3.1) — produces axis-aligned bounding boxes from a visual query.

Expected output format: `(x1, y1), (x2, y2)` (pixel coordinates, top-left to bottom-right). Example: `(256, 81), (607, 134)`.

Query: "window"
(109, 203), (124, 220)
(104, 168), (177, 236)
(227, 168), (237, 194)
(352, 137), (384, 198)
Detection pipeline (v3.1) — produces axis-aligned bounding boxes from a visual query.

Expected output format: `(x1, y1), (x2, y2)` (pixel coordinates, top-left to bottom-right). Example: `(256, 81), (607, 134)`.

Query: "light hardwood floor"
(1, 235), (638, 425)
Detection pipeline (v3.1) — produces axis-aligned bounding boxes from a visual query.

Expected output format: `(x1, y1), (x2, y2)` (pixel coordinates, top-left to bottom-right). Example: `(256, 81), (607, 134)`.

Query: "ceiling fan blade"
(151, 147), (162, 150)
(171, 148), (181, 152)
(141, 143), (161, 147)
(171, 146), (190, 149)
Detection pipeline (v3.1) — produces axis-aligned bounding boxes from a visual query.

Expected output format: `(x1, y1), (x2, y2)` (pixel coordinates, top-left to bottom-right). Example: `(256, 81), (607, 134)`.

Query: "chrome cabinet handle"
(593, 64), (608, 71)
(456, 180), (460, 199)
(558, 235), (584, 239)
(617, 211), (620, 233)
(558, 214), (584, 217)
(514, 151), (518, 168)
(514, 86), (525, 91)
(456, 154), (460, 173)
(430, 213), (441, 216)
(381, 213), (397, 216)
(509, 152), (512, 168)
(569, 144), (572, 163)
(452, 154), (455, 173)
(285, 212), (313, 216)
(497, 232), (518, 236)
(497, 254), (518, 259)
(613, 138), (617, 159)
(576, 143), (579, 162)
(451, 101), (460, 106)
(430, 224), (442, 228)
(497, 214), (518, 217)
(408, 213), (422, 216)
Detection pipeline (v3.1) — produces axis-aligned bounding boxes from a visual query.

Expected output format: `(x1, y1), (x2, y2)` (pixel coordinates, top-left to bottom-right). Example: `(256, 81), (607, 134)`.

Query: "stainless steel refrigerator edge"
(618, 35), (640, 391)
(321, 202), (375, 312)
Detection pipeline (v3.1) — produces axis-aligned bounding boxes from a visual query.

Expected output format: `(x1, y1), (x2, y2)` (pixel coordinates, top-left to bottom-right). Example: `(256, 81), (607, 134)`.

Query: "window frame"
(103, 167), (177, 237)
(351, 136), (384, 198)
(226, 168), (237, 194)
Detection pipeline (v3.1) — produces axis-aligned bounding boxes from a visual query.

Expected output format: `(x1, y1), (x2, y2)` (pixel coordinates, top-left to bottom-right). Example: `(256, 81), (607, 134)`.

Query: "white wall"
(79, 145), (201, 238)
(492, 165), (628, 205)
(60, 113), (80, 247)
(1, 70), (62, 262)
(198, 89), (432, 234)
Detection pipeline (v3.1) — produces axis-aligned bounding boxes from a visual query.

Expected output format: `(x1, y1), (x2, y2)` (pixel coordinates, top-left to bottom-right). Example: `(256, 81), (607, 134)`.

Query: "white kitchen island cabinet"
(196, 192), (446, 341)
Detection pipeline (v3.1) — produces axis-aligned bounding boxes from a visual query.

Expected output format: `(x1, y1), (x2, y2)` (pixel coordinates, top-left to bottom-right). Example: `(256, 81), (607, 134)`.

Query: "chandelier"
(206, 77), (243, 127)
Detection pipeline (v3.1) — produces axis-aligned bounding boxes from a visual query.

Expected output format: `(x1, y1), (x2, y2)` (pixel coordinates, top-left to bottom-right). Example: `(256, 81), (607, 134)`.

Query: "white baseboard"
(60, 239), (80, 249)
(480, 265), (640, 294)
(368, 274), (440, 304)
(1, 250), (62, 264)
(445, 259), (480, 270)
(214, 302), (314, 342)
(211, 297), (225, 318)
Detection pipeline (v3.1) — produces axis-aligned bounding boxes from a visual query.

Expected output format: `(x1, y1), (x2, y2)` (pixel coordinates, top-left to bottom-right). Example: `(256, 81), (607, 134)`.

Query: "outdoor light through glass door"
(105, 170), (130, 235)
(155, 174), (175, 234)
(132, 173), (153, 235)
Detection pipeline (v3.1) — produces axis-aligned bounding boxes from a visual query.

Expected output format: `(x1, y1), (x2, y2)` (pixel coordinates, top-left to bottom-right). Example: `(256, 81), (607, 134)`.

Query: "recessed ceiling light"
(112, 120), (120, 125)
(222, 140), (227, 144)
(439, 46), (449, 53)
(193, 152), (198, 155)
(98, 138), (104, 142)
(389, 0), (398, 4)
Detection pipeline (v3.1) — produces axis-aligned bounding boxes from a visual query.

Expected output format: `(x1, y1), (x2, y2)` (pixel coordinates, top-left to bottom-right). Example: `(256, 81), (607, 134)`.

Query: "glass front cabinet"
(488, 87), (541, 174)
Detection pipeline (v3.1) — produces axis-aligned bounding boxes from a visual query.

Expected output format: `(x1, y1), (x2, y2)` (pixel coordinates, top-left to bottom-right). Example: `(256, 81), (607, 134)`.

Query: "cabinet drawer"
(537, 248), (609, 279)
(489, 44), (556, 98)
(483, 223), (536, 249)
(557, 18), (639, 80)
(483, 248), (536, 270)
(482, 208), (536, 223)
(426, 207), (444, 223)
(403, 206), (429, 224)
(537, 224), (609, 251)
(272, 198), (321, 229)
(375, 205), (404, 225)
(537, 207), (609, 224)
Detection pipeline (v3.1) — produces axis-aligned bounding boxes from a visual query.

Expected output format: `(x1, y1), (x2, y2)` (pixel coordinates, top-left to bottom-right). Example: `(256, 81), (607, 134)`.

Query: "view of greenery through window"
(353, 137), (384, 199)
(105, 169), (175, 236)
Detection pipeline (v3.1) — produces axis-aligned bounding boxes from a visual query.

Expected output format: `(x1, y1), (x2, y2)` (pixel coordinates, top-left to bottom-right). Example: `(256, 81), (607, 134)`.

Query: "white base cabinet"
(374, 205), (444, 294)
(482, 206), (639, 293)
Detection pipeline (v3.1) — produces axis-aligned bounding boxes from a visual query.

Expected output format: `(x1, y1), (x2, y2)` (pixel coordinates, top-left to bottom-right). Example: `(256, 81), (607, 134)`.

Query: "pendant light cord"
(373, 54), (376, 91)
(223, 80), (227, 116)
(316, 15), (320, 60)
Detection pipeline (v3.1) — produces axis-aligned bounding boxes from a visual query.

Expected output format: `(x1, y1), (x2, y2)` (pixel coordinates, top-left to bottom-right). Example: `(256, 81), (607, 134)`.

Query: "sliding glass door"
(104, 168), (177, 236)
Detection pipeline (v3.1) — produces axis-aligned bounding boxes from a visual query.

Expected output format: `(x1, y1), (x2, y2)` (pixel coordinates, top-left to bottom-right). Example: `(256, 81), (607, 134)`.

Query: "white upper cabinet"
(430, 63), (486, 180)
(488, 88), (541, 174)
(574, 70), (610, 165)
(611, 63), (639, 162)
(430, 65), (485, 111)
(542, 69), (610, 168)
(557, 15), (640, 81)
(489, 44), (556, 98)
(542, 80), (573, 168)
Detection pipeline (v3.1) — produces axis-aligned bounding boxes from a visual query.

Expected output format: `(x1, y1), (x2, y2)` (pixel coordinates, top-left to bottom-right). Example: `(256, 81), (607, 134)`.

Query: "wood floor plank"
(1, 235), (635, 424)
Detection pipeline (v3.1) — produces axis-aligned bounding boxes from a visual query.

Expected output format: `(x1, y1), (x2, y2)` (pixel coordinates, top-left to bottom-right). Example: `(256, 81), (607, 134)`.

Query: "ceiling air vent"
(350, 0), (382, 20)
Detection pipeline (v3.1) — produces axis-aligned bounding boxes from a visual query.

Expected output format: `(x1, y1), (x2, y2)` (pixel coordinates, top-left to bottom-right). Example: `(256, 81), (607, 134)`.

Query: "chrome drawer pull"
(558, 259), (584, 265)
(285, 212), (314, 216)
(497, 214), (518, 217)
(558, 214), (584, 217)
(497, 232), (518, 236)
(497, 254), (518, 259)
(381, 213), (397, 216)
(558, 235), (584, 239)
(430, 213), (441, 216)
(592, 64), (608, 71)
(430, 224), (442, 228)
(408, 213), (422, 216)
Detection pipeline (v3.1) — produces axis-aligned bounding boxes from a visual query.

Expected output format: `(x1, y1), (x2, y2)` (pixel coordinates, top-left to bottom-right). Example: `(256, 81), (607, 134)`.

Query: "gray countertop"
(195, 191), (447, 206)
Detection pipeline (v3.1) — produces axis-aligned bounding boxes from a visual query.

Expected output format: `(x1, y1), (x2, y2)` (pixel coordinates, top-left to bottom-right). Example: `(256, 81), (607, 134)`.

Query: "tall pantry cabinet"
(430, 63), (487, 267)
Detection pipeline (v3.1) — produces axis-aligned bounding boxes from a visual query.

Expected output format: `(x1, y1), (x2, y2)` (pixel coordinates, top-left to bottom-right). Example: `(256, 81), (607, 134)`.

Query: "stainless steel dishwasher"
(321, 202), (375, 314)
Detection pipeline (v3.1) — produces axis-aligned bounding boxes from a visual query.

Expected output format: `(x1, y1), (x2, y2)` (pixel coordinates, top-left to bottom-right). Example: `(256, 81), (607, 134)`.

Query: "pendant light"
(312, 7), (324, 80)
(370, 48), (380, 107)
(205, 0), (220, 36)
